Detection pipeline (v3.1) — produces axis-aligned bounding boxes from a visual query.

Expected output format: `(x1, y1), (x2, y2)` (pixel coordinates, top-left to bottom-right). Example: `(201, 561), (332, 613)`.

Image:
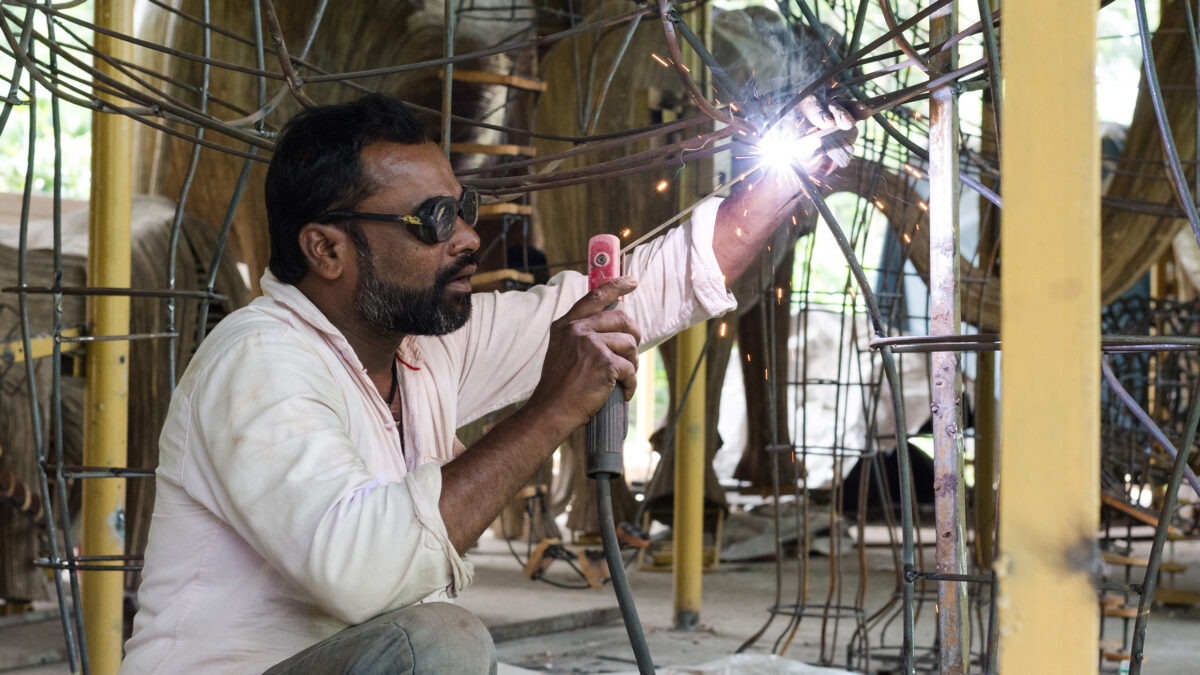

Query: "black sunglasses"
(320, 187), (479, 245)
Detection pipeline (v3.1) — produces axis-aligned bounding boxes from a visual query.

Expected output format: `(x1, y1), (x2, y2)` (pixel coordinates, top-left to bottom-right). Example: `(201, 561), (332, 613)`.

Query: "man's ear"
(297, 222), (355, 281)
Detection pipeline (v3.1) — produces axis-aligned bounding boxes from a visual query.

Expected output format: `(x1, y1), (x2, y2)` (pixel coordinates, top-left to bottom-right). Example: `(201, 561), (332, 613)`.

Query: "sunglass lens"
(460, 188), (478, 227)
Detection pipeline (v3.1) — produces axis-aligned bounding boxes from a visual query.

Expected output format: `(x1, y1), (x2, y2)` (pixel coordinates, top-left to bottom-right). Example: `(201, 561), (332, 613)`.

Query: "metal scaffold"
(0, 1), (1198, 674)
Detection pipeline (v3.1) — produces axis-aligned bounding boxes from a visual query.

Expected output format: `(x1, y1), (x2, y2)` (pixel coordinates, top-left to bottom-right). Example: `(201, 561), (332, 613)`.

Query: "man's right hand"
(526, 276), (642, 436)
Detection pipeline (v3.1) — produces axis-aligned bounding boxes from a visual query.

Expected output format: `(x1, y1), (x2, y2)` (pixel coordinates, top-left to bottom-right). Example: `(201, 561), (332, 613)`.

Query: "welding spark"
(719, 322), (727, 338)
(651, 53), (669, 67)
(656, 180), (669, 192)
(753, 123), (821, 173)
(903, 233), (911, 244)
(621, 228), (632, 238)
(918, 201), (929, 211)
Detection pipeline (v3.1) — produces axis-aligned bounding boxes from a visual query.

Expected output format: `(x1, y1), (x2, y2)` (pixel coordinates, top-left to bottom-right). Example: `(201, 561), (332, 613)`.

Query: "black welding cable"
(596, 475), (656, 674)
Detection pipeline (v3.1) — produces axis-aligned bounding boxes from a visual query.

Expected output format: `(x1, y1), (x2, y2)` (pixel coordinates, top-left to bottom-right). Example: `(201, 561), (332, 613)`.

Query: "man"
(121, 94), (852, 673)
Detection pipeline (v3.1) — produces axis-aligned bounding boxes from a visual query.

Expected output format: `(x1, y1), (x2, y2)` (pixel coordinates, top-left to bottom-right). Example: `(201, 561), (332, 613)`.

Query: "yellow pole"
(998, 1), (1099, 673)
(673, 323), (706, 630)
(84, 1), (133, 672)
(671, 0), (712, 632)
(638, 349), (657, 444)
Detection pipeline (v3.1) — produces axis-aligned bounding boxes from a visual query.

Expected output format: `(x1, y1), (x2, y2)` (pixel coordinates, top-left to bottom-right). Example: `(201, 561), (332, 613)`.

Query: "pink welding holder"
(587, 234), (622, 292)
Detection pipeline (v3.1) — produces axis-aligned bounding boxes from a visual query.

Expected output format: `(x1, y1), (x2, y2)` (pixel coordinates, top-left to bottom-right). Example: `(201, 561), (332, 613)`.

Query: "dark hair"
(265, 94), (428, 284)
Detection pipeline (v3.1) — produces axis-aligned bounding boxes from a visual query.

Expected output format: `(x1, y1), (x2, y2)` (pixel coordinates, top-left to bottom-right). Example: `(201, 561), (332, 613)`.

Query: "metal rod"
(305, 5), (654, 84)
(1133, 0), (1200, 250)
(3, 285), (226, 299)
(927, 4), (968, 671)
(15, 28), (82, 673)
(1101, 358), (1200, 495)
(441, 0), (455, 156)
(166, 0), (210, 388)
(793, 166), (915, 674)
(1128, 376), (1200, 673)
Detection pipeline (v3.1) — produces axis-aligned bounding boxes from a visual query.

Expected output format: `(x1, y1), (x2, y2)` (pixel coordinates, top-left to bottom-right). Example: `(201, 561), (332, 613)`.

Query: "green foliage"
(0, 94), (91, 199)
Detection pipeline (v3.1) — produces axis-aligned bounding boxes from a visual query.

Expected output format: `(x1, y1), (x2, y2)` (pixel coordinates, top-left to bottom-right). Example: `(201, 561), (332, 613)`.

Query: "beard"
(350, 228), (474, 336)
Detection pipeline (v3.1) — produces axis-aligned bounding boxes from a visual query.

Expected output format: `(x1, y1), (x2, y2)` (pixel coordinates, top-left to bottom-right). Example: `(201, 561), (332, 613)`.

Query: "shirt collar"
(259, 270), (424, 368)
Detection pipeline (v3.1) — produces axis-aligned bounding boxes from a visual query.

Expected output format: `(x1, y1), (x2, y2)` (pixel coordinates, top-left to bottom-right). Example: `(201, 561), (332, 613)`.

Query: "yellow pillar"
(638, 349), (657, 445)
(998, 1), (1099, 673)
(671, 0), (712, 632)
(84, 1), (134, 673)
(673, 323), (706, 630)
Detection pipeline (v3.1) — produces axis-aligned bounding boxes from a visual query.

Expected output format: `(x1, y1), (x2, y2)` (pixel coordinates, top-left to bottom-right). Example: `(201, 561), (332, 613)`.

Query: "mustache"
(436, 253), (478, 287)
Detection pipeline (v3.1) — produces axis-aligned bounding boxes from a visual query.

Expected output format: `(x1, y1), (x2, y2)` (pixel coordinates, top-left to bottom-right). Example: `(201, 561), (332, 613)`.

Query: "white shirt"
(121, 199), (734, 673)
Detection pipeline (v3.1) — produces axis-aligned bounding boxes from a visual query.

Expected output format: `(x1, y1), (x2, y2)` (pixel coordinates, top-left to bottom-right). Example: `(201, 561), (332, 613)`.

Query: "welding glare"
(754, 123), (821, 173)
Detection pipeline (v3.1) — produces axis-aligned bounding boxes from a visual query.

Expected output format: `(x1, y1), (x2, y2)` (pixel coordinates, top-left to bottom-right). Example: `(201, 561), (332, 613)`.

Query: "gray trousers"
(264, 603), (496, 674)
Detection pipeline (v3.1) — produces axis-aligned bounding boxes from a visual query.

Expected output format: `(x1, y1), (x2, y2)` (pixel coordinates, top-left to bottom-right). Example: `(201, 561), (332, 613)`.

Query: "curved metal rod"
(305, 5), (653, 83)
(976, 0), (1001, 154)
(656, 0), (753, 136)
(14, 25), (83, 673)
(878, 0), (929, 72)
(260, 0), (316, 109)
(166, 0), (212, 387)
(472, 141), (731, 196)
(586, 13), (643, 135)
(0, 5), (34, 136)
(196, 1), (268, 340)
(1100, 359), (1200, 495)
(1128, 375), (1200, 674)
(6, 0), (283, 80)
(1134, 0), (1200, 250)
(793, 166), (916, 674)
(464, 127), (733, 190)
(0, 9), (275, 151)
(455, 113), (711, 177)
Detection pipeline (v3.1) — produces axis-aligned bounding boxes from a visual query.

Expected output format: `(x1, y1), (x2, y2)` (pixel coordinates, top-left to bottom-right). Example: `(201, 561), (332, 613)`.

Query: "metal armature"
(1, 1), (1199, 674)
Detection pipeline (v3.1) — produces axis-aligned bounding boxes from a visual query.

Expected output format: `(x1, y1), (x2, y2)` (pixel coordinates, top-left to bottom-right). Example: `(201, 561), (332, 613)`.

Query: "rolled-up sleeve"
(181, 329), (471, 625)
(449, 197), (737, 424)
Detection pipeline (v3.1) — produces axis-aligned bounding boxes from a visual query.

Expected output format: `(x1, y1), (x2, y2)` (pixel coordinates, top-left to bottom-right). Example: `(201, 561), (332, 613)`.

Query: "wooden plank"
(1103, 605), (1139, 619)
(441, 68), (547, 92)
(1100, 493), (1182, 536)
(478, 203), (533, 218)
(1101, 551), (1185, 572)
(471, 269), (535, 293)
(1154, 588), (1200, 606)
(449, 142), (537, 157)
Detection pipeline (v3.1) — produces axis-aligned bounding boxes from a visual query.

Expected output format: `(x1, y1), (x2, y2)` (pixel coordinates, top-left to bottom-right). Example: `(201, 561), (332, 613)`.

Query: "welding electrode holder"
(585, 387), (627, 478)
(584, 234), (655, 674)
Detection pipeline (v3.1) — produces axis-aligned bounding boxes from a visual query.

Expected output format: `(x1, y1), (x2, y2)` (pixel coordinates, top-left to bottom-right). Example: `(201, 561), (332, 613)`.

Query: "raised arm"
(713, 98), (858, 283)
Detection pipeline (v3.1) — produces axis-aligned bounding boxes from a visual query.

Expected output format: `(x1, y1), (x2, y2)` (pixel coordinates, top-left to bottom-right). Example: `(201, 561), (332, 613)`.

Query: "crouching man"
(121, 93), (852, 673)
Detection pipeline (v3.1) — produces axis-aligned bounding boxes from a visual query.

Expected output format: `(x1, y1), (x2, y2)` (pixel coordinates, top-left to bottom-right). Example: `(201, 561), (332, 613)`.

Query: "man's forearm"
(438, 404), (574, 554)
(712, 170), (804, 283)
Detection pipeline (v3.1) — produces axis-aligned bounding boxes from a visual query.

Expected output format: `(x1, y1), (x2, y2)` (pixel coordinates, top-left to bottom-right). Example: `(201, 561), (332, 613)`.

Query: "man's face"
(347, 141), (480, 337)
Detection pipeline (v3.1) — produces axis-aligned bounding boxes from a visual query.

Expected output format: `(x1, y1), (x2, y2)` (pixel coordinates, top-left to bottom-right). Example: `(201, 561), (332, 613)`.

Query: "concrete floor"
(3, 524), (1198, 673)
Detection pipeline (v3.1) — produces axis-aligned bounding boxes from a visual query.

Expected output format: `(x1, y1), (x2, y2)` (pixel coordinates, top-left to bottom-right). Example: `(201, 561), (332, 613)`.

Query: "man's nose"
(446, 215), (480, 255)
